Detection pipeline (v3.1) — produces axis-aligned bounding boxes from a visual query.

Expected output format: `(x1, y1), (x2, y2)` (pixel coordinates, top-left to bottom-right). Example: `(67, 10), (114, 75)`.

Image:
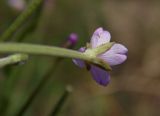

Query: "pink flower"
(73, 27), (128, 86)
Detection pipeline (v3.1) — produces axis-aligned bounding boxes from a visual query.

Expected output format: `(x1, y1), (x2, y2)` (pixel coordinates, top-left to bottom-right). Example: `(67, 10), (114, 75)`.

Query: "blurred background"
(0, 0), (160, 116)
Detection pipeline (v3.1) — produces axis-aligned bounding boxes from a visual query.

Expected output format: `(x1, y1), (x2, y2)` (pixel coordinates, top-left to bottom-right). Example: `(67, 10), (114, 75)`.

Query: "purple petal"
(73, 59), (85, 68)
(72, 47), (86, 68)
(99, 51), (127, 66)
(110, 44), (128, 54)
(90, 65), (110, 86)
(79, 47), (86, 52)
(91, 27), (111, 48)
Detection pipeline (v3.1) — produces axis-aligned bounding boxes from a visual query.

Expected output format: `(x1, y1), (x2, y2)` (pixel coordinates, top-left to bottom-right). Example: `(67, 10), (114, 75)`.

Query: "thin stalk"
(0, 0), (43, 41)
(16, 39), (77, 115)
(50, 85), (73, 116)
(0, 43), (112, 70)
(12, 1), (44, 42)
(0, 54), (28, 68)
(0, 43), (90, 61)
(16, 59), (61, 116)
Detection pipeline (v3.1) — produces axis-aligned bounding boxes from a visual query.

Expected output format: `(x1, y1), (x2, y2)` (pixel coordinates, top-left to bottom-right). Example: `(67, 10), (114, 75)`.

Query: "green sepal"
(90, 58), (112, 71)
(92, 42), (115, 55)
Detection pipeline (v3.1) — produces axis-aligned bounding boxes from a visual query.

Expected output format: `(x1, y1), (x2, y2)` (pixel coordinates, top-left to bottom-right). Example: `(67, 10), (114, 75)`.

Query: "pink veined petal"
(90, 65), (110, 86)
(91, 27), (111, 48)
(110, 44), (128, 54)
(72, 47), (86, 68)
(99, 51), (127, 66)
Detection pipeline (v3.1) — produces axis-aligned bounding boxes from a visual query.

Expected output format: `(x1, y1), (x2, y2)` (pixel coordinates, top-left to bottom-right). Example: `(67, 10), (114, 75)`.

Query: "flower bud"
(62, 33), (78, 48)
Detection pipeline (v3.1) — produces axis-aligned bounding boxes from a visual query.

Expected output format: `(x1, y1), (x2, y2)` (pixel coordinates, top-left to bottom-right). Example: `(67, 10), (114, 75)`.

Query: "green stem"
(50, 85), (73, 116)
(16, 59), (61, 116)
(0, 43), (111, 70)
(12, 0), (44, 42)
(0, 0), (43, 41)
(0, 43), (89, 61)
(0, 54), (28, 68)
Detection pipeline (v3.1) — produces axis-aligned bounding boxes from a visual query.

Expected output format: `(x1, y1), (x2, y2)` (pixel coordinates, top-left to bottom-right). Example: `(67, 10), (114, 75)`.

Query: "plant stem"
(0, 43), (90, 61)
(0, 54), (28, 68)
(0, 43), (112, 70)
(16, 59), (61, 116)
(16, 38), (77, 115)
(12, 1), (44, 42)
(50, 85), (73, 116)
(0, 0), (43, 41)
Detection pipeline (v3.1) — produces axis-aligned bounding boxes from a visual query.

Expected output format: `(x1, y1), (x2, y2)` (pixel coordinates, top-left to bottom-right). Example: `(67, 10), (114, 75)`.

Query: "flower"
(73, 27), (128, 86)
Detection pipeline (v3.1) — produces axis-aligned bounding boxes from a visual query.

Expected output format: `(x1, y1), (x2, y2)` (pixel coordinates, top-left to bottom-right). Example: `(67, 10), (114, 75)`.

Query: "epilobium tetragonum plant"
(0, 27), (127, 86)
(73, 27), (128, 86)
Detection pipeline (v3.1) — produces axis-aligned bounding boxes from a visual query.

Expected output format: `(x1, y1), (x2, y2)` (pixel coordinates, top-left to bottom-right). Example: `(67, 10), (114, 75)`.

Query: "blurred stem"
(50, 85), (73, 116)
(16, 58), (61, 116)
(0, 54), (28, 68)
(0, 0), (43, 41)
(16, 39), (76, 115)
(12, 1), (44, 42)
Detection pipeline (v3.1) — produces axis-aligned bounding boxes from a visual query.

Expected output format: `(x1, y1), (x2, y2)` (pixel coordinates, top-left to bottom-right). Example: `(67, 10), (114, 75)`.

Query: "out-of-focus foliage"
(0, 0), (160, 116)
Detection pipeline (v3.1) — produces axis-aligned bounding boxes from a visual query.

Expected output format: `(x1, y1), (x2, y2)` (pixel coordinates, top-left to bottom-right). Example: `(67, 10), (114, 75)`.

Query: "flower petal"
(91, 27), (111, 48)
(73, 59), (85, 68)
(110, 44), (128, 54)
(72, 47), (86, 68)
(99, 51), (127, 66)
(90, 65), (110, 86)
(79, 47), (86, 52)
